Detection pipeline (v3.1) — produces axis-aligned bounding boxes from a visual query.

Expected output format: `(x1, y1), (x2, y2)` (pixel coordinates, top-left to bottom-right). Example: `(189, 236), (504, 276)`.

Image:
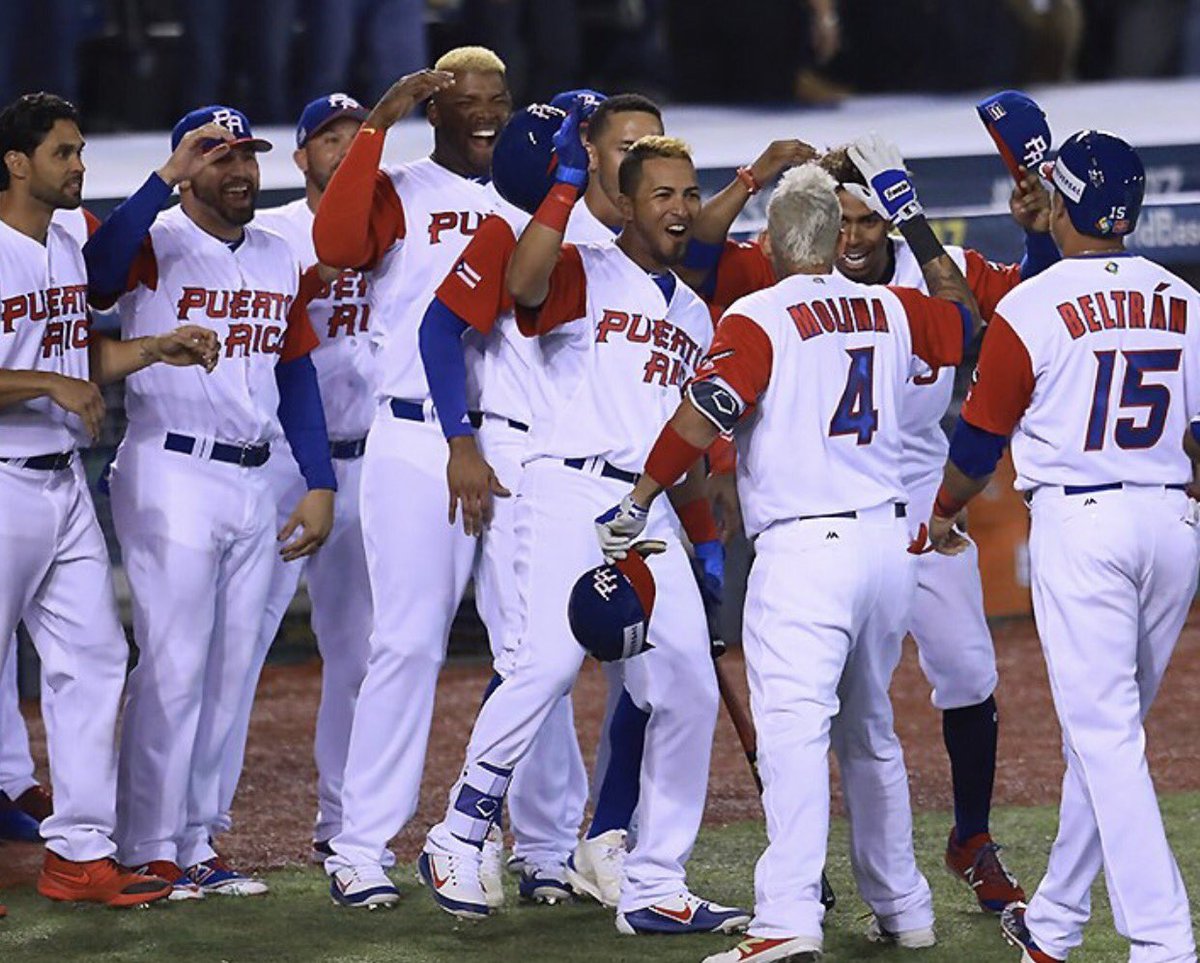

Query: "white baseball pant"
(1024, 485), (1197, 963)
(742, 504), (933, 941)
(427, 457), (718, 913)
(110, 432), (277, 868)
(0, 459), (127, 861)
(0, 636), (38, 801)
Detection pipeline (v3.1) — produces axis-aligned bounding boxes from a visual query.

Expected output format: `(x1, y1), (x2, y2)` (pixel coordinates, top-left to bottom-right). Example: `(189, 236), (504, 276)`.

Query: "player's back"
(987, 254), (1200, 490)
(727, 271), (919, 536)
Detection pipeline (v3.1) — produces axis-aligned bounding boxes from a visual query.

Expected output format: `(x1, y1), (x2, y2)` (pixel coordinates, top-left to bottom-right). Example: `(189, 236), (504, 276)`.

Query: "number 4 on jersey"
(829, 347), (878, 445)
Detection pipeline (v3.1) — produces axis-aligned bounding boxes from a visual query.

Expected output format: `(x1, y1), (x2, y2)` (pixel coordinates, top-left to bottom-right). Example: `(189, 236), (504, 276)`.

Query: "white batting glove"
(595, 494), (650, 560)
(847, 133), (923, 223)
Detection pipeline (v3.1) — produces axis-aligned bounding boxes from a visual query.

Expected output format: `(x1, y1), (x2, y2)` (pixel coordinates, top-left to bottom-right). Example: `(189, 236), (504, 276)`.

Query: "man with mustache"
(82, 104), (336, 900)
(0, 91), (219, 910)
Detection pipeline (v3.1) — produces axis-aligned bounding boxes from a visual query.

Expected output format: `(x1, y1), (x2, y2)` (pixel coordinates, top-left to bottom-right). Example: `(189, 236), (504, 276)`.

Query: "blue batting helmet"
(1045, 130), (1145, 238)
(976, 90), (1052, 182)
(568, 549), (658, 662)
(491, 102), (568, 215)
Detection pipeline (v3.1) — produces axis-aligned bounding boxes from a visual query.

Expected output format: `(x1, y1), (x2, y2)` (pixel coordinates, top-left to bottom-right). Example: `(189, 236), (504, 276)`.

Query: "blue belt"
(1062, 482), (1188, 496)
(799, 503), (907, 522)
(0, 451), (74, 471)
(330, 437), (367, 460)
(468, 411), (530, 433)
(563, 457), (639, 485)
(164, 432), (270, 468)
(388, 398), (425, 422)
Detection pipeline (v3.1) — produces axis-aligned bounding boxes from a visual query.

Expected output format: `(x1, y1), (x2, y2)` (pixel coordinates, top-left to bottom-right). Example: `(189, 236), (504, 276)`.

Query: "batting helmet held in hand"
(550, 88), (606, 118)
(1044, 130), (1145, 238)
(568, 545), (659, 662)
(976, 89), (1052, 182)
(491, 103), (568, 215)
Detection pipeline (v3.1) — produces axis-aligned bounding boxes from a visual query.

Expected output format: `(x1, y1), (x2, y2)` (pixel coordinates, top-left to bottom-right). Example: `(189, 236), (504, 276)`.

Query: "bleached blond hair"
(434, 46), (506, 74)
(618, 136), (694, 195)
(766, 163), (841, 273)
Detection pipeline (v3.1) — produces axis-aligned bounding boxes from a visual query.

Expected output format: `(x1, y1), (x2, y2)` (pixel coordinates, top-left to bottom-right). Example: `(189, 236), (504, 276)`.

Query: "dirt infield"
(2, 612), (1198, 886)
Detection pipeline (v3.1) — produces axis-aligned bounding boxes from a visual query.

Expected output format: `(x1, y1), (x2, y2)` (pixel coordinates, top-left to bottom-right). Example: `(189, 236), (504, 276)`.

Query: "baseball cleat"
(1000, 903), (1065, 963)
(13, 785), (53, 822)
(329, 865), (400, 909)
(702, 936), (823, 963)
(418, 850), (490, 920)
(945, 829), (1026, 913)
(184, 857), (269, 896)
(505, 853), (526, 876)
(820, 871), (836, 912)
(37, 853), (171, 908)
(0, 805), (41, 843)
(518, 863), (574, 904)
(137, 860), (204, 901)
(310, 839), (334, 865)
(565, 828), (626, 907)
(616, 892), (751, 935)
(865, 916), (937, 949)
(480, 824), (505, 909)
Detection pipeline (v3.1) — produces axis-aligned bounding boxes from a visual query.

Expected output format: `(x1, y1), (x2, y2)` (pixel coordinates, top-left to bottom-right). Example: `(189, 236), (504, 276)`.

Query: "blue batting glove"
(552, 103), (589, 189)
(847, 133), (924, 223)
(691, 539), (725, 604)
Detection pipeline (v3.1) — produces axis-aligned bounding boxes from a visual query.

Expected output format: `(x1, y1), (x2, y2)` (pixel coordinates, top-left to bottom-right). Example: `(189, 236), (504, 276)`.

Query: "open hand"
(158, 123), (236, 186)
(447, 435), (510, 536)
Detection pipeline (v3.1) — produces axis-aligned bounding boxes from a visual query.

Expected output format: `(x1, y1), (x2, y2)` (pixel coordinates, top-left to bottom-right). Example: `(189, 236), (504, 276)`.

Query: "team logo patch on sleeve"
(454, 259), (482, 290)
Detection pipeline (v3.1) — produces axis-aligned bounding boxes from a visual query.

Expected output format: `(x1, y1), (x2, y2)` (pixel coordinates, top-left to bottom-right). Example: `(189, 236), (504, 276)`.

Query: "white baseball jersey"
(696, 271), (969, 537)
(366, 159), (522, 403)
(0, 218), (91, 455)
(256, 198), (374, 440)
(962, 254), (1200, 489)
(116, 206), (316, 445)
(517, 241), (713, 473)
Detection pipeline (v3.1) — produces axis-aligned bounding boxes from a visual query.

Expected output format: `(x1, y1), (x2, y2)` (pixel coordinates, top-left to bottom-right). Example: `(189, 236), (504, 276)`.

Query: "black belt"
(563, 457), (639, 485)
(330, 437), (368, 459)
(467, 411), (530, 433)
(389, 398), (425, 422)
(164, 432), (270, 468)
(798, 503), (907, 522)
(1028, 481), (1190, 502)
(0, 451), (74, 471)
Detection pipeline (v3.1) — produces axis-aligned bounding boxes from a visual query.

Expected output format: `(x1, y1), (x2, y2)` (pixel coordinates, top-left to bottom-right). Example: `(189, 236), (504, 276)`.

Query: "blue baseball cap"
(976, 90), (1052, 182)
(296, 92), (369, 148)
(171, 105), (272, 153)
(1043, 130), (1145, 238)
(550, 88), (606, 119)
(492, 103), (568, 214)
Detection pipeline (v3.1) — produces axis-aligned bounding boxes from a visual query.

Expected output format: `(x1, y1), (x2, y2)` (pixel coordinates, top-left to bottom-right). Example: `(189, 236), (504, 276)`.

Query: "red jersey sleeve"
(888, 286), (967, 369)
(436, 215), (517, 335)
(83, 208), (101, 237)
(281, 279), (321, 363)
(312, 127), (405, 272)
(964, 248), (1021, 321)
(960, 312), (1035, 436)
(514, 244), (588, 336)
(711, 241), (775, 313)
(692, 312), (774, 408)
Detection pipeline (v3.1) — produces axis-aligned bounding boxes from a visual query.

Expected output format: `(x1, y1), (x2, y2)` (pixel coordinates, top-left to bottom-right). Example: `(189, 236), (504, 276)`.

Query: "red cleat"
(37, 852), (171, 908)
(945, 829), (1026, 913)
(15, 785), (53, 822)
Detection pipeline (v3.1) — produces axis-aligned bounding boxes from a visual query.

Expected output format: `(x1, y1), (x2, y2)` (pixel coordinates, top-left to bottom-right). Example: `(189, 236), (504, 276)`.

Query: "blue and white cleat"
(329, 865), (400, 909)
(616, 891), (751, 935)
(0, 806), (41, 843)
(518, 864), (574, 905)
(184, 857), (269, 896)
(418, 850), (490, 920)
(866, 916), (937, 949)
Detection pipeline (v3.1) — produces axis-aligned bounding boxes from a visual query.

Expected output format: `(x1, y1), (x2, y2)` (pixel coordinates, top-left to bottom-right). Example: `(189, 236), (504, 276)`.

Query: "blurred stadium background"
(9, 0), (1200, 694)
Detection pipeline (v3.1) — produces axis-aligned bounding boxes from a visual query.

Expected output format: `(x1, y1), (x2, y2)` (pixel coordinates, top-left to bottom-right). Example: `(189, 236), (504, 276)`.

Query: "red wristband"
(532, 182), (579, 234)
(933, 486), (968, 519)
(645, 423), (705, 490)
(736, 166), (761, 195)
(676, 495), (720, 545)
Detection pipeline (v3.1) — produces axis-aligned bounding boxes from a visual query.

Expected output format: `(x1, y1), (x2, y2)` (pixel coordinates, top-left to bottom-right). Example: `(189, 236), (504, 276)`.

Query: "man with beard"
(0, 92), (220, 910)
(82, 104), (336, 899)
(419, 123), (749, 934)
(310, 48), (518, 908)
(211, 92), (375, 868)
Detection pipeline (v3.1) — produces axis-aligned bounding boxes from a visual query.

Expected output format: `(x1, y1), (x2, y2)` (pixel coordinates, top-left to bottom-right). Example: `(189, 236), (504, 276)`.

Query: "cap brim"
(230, 136), (273, 152)
(303, 108), (369, 145)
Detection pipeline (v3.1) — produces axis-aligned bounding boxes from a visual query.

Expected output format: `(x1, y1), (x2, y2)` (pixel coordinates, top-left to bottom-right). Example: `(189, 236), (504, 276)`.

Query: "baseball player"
(83, 104), (336, 899)
(309, 48), (519, 908)
(419, 126), (748, 935)
(210, 92), (375, 865)
(0, 92), (218, 908)
(679, 121), (1059, 913)
(929, 132), (1199, 963)
(596, 145), (984, 963)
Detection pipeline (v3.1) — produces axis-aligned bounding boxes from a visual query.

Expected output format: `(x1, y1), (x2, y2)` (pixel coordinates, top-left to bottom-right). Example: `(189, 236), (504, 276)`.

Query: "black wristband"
(897, 214), (945, 266)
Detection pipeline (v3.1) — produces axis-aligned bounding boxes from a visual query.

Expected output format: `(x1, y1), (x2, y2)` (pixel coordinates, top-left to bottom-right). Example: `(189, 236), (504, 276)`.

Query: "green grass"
(4, 795), (1199, 962)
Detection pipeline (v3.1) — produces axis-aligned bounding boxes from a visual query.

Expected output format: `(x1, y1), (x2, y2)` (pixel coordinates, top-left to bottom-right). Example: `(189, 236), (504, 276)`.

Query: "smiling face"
(834, 188), (891, 283)
(296, 116), (361, 194)
(619, 155), (701, 269)
(186, 144), (261, 228)
(23, 118), (85, 210)
(429, 69), (513, 177)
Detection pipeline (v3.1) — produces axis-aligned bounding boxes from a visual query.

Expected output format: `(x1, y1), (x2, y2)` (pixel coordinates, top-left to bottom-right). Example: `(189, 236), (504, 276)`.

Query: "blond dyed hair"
(766, 163), (841, 273)
(434, 46), (506, 74)
(618, 136), (694, 195)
